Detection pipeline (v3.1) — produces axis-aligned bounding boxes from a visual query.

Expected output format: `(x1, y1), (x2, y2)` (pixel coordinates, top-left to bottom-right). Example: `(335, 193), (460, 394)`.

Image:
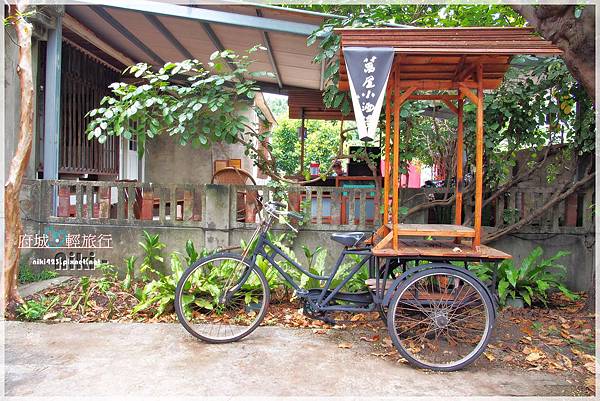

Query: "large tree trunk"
(512, 5), (595, 103)
(4, 1), (34, 310)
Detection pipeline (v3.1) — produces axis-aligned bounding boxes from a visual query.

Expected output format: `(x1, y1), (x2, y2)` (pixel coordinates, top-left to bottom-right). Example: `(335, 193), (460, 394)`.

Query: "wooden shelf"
(371, 239), (512, 261)
(385, 223), (476, 238)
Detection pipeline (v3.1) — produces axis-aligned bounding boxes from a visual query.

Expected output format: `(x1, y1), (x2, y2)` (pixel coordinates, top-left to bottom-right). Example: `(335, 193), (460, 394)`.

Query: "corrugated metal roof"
(64, 3), (327, 93)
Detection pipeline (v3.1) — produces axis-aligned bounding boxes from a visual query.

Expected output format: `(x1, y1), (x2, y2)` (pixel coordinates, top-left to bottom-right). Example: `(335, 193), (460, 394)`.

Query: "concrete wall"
(19, 180), (595, 291)
(489, 232), (595, 292)
(145, 107), (257, 185)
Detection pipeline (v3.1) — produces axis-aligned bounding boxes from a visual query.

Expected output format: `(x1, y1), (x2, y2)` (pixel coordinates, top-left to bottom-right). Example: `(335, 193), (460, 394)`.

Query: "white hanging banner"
(343, 47), (394, 141)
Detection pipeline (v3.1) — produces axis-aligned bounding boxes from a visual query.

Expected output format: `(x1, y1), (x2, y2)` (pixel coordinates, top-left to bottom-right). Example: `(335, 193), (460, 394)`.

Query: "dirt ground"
(9, 278), (596, 396)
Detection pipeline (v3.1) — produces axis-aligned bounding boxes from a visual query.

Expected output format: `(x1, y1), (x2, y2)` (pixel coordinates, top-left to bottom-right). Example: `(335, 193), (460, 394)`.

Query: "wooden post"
(383, 79), (392, 225)
(473, 63), (484, 247)
(454, 97), (464, 243)
(392, 72), (401, 250)
(299, 108), (306, 176)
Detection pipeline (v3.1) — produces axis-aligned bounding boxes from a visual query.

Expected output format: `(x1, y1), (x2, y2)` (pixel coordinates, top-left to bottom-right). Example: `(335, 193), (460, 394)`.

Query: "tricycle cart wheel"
(175, 253), (270, 343)
(387, 267), (494, 371)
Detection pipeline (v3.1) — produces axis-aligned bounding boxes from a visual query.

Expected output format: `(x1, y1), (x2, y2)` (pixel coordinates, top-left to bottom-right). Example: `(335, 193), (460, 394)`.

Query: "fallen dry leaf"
(360, 335), (380, 342)
(350, 314), (364, 322)
(521, 326), (535, 336)
(337, 342), (353, 349)
(526, 352), (545, 362)
(43, 312), (58, 320)
(583, 362), (596, 374)
(484, 352), (496, 362)
(585, 377), (595, 392)
(558, 353), (573, 369)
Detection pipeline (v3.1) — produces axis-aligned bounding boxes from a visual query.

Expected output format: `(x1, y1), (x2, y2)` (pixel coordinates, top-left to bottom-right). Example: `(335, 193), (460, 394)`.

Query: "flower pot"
(506, 297), (525, 308)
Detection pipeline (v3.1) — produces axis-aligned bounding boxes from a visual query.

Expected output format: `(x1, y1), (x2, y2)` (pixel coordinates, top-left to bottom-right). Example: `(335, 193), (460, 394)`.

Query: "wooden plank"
(454, 98), (464, 231)
(392, 71), (400, 250)
(98, 186), (110, 219)
(408, 94), (459, 100)
(64, 13), (133, 67)
(371, 239), (512, 260)
(385, 223), (476, 238)
(373, 230), (394, 251)
(459, 83), (479, 104)
(442, 99), (458, 114)
(473, 63), (484, 247)
(383, 81), (392, 225)
(339, 79), (503, 91)
(396, 86), (417, 107)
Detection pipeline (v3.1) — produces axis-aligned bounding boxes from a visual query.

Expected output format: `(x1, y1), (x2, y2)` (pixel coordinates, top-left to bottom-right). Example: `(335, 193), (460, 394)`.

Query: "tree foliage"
(305, 5), (594, 183)
(270, 118), (341, 177)
(86, 47), (269, 157)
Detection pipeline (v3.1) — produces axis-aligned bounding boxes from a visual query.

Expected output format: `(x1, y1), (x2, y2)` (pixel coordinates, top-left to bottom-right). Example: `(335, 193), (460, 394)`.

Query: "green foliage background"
(270, 119), (341, 177)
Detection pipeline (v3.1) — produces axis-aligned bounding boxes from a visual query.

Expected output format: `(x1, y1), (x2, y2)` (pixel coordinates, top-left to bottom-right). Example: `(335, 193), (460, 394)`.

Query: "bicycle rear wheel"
(175, 253), (270, 343)
(387, 267), (494, 371)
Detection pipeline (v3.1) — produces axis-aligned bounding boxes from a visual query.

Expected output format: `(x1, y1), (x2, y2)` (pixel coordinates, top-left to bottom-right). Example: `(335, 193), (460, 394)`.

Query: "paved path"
(18, 276), (72, 298)
(5, 322), (577, 397)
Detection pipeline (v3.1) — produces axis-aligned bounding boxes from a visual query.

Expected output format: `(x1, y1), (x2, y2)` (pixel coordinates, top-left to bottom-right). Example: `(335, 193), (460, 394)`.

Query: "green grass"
(18, 265), (59, 284)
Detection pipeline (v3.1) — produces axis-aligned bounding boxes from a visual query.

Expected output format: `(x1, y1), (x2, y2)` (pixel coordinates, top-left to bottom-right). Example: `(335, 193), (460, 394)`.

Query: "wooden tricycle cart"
(174, 27), (560, 372)
(336, 27), (561, 261)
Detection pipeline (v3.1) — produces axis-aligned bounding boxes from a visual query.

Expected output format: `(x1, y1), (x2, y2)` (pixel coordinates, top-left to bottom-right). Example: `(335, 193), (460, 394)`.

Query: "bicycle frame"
(234, 210), (376, 313)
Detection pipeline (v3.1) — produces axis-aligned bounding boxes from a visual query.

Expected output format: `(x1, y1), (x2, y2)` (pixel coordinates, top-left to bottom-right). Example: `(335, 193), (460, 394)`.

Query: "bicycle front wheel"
(175, 253), (270, 343)
(387, 268), (494, 371)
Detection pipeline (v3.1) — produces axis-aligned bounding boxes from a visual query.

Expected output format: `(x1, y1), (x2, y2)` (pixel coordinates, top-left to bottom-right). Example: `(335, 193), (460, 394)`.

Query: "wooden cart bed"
(371, 238), (511, 261)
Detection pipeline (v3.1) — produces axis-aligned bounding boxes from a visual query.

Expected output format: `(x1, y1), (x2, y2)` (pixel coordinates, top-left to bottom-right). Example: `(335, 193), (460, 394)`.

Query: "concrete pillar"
(203, 184), (231, 249)
(43, 14), (62, 213)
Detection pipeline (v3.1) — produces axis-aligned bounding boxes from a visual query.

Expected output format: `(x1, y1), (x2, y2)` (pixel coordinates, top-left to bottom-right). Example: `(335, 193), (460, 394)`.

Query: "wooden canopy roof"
(337, 27), (562, 91)
(288, 89), (354, 120)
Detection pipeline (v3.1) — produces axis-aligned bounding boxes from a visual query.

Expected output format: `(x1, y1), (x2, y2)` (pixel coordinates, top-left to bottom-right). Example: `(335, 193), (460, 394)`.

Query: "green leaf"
(498, 279), (509, 302)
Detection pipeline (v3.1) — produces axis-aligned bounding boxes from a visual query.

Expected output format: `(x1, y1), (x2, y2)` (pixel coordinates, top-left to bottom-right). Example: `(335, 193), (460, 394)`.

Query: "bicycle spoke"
(389, 270), (492, 371)
(176, 255), (269, 343)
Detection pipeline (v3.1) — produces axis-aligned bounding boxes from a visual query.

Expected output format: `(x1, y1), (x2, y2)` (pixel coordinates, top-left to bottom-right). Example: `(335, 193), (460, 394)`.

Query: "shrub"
(18, 265), (58, 284)
(18, 296), (59, 321)
(497, 247), (578, 306)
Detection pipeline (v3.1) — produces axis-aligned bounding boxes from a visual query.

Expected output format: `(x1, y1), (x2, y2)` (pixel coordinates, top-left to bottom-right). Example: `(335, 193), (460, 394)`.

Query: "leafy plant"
(139, 231), (166, 281)
(18, 265), (58, 284)
(132, 252), (184, 317)
(184, 239), (213, 266)
(185, 239), (199, 266)
(300, 245), (326, 289)
(467, 263), (494, 283)
(122, 256), (137, 290)
(18, 296), (59, 321)
(497, 247), (578, 306)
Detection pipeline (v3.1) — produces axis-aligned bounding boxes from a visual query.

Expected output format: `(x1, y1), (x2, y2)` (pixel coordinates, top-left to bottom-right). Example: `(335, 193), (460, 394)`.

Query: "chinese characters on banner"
(343, 47), (394, 141)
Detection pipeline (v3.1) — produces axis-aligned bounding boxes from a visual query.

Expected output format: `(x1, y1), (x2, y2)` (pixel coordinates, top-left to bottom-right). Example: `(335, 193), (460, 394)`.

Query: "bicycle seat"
(331, 232), (368, 247)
